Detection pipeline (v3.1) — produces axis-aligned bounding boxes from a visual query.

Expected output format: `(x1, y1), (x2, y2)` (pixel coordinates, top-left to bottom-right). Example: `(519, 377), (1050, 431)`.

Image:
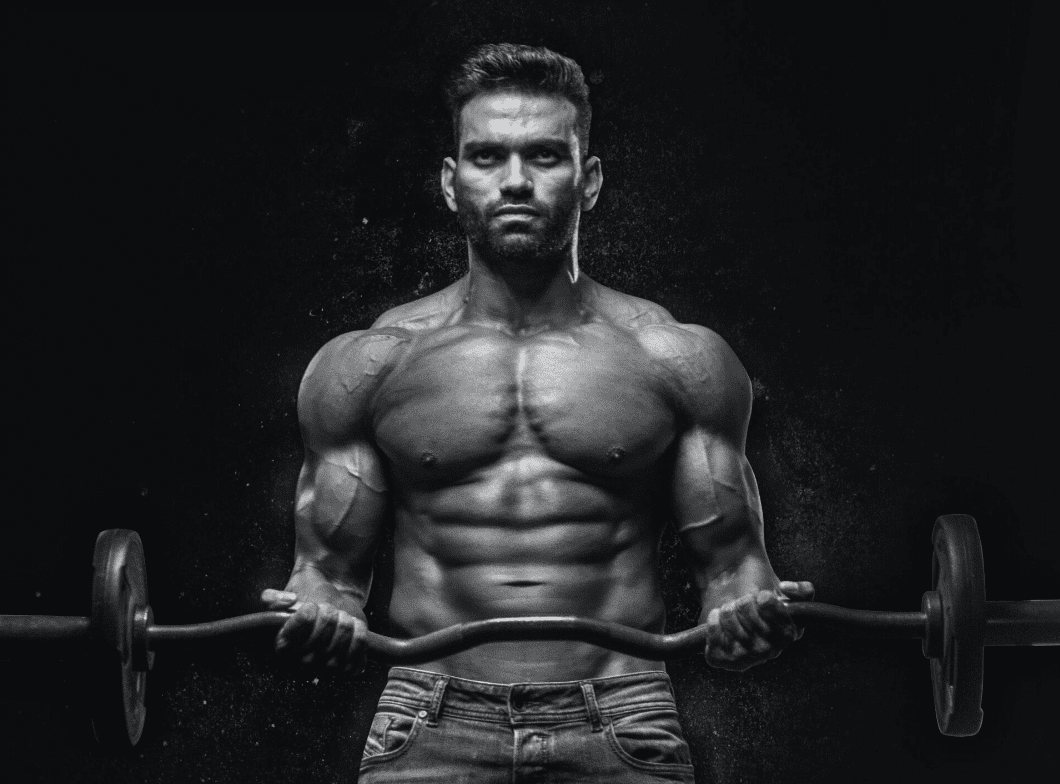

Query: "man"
(261, 43), (813, 782)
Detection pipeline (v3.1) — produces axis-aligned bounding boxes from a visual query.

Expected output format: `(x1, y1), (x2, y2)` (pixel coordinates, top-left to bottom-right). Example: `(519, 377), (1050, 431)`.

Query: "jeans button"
(511, 693), (526, 711)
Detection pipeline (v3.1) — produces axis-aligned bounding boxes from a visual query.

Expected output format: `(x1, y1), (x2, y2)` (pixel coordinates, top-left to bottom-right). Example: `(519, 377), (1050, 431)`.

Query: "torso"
(367, 276), (690, 681)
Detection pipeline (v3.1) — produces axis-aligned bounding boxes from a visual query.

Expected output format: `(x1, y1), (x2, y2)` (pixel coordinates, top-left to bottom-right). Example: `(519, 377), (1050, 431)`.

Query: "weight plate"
(930, 514), (986, 736)
(90, 529), (150, 749)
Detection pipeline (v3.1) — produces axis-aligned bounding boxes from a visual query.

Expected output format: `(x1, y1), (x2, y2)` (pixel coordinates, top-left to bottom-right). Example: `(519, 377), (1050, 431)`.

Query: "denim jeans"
(358, 667), (697, 783)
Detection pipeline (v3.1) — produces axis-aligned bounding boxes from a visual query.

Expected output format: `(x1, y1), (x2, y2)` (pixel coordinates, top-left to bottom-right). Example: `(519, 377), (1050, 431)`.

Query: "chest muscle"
(374, 326), (675, 483)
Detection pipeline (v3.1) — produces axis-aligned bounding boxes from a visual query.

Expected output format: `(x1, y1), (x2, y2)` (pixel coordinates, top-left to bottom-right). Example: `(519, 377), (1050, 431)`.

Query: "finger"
(766, 588), (810, 641)
(778, 586), (811, 640)
(707, 640), (753, 671)
(719, 596), (755, 647)
(756, 591), (801, 651)
(705, 606), (722, 631)
(299, 604), (340, 661)
(261, 589), (300, 609)
(276, 602), (318, 656)
(737, 592), (781, 656)
(344, 618), (369, 675)
(736, 592), (774, 637)
(703, 605), (758, 670)
(703, 607), (722, 647)
(322, 611), (356, 670)
(756, 592), (799, 643)
(778, 581), (815, 601)
(703, 607), (727, 659)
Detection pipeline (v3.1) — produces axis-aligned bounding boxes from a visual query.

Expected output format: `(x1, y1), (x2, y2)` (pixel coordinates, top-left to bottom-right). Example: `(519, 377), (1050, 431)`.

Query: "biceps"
(671, 430), (763, 537)
(671, 432), (772, 593)
(294, 443), (388, 578)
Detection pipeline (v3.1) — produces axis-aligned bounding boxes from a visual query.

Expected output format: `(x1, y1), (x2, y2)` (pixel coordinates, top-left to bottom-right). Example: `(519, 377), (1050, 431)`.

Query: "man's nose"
(500, 154), (532, 196)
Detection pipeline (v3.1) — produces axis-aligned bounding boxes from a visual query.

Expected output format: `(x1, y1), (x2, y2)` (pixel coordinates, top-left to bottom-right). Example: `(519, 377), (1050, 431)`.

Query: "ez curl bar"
(1, 514), (1057, 748)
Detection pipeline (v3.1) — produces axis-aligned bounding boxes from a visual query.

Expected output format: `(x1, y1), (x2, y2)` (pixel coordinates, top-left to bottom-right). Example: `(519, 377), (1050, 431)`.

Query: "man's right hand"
(260, 589), (369, 674)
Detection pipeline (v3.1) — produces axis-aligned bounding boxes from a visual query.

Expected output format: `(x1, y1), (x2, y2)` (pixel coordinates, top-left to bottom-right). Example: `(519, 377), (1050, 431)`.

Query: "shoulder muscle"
(638, 323), (751, 440)
(297, 329), (410, 449)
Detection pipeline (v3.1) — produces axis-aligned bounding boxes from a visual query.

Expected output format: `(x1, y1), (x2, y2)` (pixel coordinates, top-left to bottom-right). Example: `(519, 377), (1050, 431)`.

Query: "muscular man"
(261, 43), (813, 782)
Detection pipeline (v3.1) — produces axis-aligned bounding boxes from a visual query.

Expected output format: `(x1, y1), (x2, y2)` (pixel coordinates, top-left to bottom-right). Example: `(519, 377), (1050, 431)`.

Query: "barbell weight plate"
(90, 529), (150, 749)
(930, 514), (986, 736)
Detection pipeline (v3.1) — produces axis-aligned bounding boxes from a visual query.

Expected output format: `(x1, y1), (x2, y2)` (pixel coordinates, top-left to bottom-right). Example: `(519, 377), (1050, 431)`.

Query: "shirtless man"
(261, 43), (813, 782)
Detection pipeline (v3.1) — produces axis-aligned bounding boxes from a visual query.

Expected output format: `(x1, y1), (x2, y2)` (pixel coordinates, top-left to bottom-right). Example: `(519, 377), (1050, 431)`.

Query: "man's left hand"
(703, 580), (815, 671)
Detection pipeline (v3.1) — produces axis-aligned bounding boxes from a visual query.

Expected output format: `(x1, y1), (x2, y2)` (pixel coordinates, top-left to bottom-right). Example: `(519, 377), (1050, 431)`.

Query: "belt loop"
(426, 676), (449, 727)
(580, 682), (604, 732)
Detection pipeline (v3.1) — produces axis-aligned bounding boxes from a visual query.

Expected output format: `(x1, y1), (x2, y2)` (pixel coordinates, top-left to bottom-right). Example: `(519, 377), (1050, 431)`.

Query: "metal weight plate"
(930, 514), (986, 736)
(90, 529), (151, 748)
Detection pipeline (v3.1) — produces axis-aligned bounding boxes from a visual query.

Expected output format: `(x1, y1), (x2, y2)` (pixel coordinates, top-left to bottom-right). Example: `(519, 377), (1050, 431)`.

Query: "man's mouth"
(494, 205), (538, 217)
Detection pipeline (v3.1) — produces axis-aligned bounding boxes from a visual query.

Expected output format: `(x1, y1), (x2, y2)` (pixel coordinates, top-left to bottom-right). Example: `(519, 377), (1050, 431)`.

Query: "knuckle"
(317, 604), (337, 622)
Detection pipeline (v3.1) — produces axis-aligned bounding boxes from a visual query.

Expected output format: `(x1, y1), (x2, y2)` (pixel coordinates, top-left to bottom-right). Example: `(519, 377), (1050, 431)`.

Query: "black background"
(3, 3), (1057, 782)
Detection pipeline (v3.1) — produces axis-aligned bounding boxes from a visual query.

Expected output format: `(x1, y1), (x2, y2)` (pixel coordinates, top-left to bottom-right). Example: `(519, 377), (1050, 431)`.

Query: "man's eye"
(532, 150), (560, 163)
(472, 151), (499, 164)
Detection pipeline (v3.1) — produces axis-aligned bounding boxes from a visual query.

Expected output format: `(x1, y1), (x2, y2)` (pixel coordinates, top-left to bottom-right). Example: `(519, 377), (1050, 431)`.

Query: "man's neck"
(461, 246), (586, 334)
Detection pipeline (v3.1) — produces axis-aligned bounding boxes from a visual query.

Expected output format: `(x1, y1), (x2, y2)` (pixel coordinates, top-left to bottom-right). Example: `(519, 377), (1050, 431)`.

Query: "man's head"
(444, 43), (592, 159)
(441, 44), (602, 271)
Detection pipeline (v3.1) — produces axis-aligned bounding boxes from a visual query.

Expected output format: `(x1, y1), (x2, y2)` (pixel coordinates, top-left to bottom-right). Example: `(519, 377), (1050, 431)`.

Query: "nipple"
(608, 446), (626, 464)
(420, 451), (438, 468)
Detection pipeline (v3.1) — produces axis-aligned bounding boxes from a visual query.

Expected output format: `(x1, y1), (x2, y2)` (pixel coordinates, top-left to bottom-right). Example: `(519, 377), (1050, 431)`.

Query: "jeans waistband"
(377, 667), (678, 728)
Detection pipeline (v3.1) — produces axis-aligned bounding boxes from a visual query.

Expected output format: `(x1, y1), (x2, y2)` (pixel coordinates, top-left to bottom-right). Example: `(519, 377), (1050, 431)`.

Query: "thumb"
(261, 589), (300, 609)
(778, 580), (815, 601)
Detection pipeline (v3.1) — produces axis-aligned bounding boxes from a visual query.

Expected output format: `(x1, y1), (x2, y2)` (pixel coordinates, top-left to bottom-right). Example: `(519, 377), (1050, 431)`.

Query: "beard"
(456, 190), (581, 269)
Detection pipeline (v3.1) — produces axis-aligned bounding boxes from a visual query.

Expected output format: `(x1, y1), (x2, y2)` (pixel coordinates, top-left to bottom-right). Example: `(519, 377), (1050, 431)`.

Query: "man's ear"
(580, 156), (603, 211)
(441, 157), (458, 213)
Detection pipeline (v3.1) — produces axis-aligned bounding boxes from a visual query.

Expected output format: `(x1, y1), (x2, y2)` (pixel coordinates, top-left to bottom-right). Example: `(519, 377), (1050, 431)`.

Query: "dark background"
(3, 3), (1057, 782)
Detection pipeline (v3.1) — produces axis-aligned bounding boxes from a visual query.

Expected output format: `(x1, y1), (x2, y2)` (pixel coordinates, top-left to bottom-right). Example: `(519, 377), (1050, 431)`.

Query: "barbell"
(1, 514), (1057, 749)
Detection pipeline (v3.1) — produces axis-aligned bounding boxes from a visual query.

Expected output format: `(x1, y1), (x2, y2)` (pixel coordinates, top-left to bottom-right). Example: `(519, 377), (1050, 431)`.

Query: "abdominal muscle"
(385, 488), (670, 683)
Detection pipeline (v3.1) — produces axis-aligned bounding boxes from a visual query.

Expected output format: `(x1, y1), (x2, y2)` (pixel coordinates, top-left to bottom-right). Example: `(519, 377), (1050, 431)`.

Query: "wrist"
(285, 568), (367, 620)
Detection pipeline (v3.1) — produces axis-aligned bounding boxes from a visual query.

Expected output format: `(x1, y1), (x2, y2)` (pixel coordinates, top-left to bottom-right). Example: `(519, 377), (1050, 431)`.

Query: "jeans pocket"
(604, 708), (695, 772)
(360, 708), (423, 765)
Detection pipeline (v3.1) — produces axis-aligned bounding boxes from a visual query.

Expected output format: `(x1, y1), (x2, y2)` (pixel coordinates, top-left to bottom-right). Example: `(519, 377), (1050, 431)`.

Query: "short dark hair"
(444, 43), (592, 157)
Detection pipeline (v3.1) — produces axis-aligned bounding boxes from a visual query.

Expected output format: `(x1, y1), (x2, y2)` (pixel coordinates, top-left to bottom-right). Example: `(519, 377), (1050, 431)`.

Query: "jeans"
(358, 667), (697, 783)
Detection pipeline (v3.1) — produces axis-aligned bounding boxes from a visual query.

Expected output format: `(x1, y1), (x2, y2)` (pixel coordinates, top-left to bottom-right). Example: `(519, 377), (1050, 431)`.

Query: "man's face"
(442, 90), (601, 266)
